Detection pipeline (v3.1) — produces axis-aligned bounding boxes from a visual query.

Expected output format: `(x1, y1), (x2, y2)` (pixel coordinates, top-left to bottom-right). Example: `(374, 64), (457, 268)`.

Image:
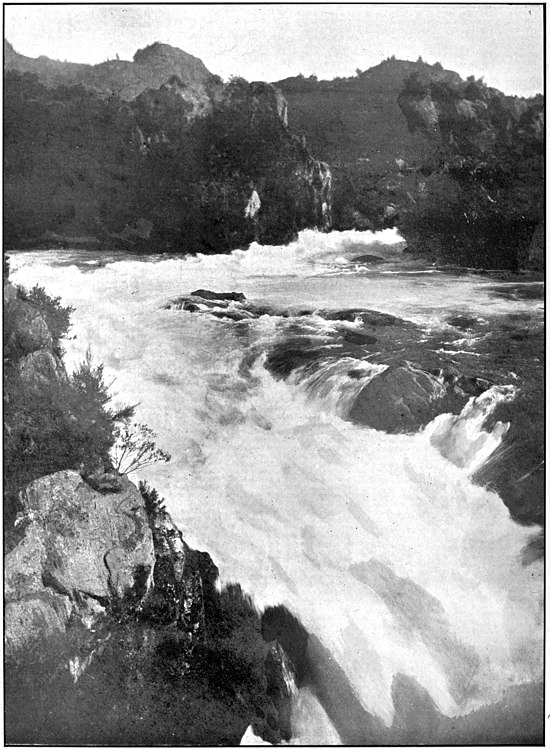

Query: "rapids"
(10, 229), (544, 744)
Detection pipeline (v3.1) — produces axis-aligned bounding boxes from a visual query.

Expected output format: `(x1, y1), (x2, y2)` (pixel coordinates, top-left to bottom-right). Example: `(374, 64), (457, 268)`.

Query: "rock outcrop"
(5, 470), (155, 655)
(397, 73), (544, 270)
(275, 58), (464, 231)
(4, 40), (215, 104)
(348, 364), (455, 432)
(5, 294), (53, 357)
(5, 471), (296, 745)
(5, 42), (332, 252)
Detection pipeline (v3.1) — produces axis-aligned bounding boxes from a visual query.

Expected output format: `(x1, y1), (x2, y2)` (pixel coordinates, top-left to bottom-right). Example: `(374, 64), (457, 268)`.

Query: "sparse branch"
(110, 419), (171, 474)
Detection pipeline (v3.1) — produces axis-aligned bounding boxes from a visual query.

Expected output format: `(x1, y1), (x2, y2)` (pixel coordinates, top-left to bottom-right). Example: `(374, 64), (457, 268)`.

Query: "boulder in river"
(191, 289), (247, 303)
(348, 364), (468, 433)
(351, 254), (388, 264)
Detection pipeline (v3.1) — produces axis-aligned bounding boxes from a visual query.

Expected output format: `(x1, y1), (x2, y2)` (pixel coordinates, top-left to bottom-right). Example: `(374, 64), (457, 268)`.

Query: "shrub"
(110, 420), (171, 474)
(5, 579), (285, 745)
(16, 284), (73, 353)
(4, 356), (116, 499)
(138, 480), (167, 519)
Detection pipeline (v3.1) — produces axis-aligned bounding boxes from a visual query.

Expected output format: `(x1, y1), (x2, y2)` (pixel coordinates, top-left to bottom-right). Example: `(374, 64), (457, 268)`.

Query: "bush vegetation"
(5, 518), (289, 745)
(111, 420), (171, 473)
(5, 70), (316, 253)
(398, 75), (543, 269)
(3, 283), (166, 535)
(16, 284), (74, 353)
(4, 347), (118, 526)
(5, 587), (286, 745)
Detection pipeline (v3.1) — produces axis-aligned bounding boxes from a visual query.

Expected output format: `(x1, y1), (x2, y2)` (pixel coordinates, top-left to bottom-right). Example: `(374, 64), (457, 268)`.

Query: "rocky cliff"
(275, 58), (543, 271)
(5, 470), (154, 655)
(4, 41), (332, 253)
(275, 58), (464, 230)
(397, 73), (543, 269)
(4, 39), (215, 106)
(5, 471), (297, 744)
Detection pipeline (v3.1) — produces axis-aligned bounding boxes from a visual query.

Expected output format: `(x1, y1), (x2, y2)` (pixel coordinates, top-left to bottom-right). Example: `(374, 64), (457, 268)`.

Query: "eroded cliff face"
(4, 43), (332, 253)
(4, 40), (215, 106)
(397, 74), (542, 157)
(397, 74), (544, 270)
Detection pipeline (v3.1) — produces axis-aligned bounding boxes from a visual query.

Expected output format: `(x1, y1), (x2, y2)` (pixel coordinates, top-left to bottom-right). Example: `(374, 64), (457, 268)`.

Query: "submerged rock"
(166, 293), (499, 436)
(446, 314), (481, 330)
(351, 253), (388, 264)
(473, 388), (544, 526)
(191, 289), (247, 303)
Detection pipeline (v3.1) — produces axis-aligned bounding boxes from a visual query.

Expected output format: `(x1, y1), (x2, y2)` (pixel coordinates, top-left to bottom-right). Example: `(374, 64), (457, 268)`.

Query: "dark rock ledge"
(5, 470), (297, 745)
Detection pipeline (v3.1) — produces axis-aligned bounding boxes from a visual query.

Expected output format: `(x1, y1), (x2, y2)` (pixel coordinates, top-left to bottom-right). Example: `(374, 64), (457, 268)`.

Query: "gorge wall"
(4, 41), (332, 254)
(276, 59), (543, 270)
(5, 42), (542, 270)
(397, 72), (544, 270)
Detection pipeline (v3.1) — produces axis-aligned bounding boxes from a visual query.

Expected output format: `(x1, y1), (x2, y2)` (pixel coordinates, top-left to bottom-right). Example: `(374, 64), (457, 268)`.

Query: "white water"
(10, 229), (543, 744)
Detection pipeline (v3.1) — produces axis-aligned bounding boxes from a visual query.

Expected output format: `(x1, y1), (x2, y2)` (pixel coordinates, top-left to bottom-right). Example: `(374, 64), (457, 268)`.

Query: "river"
(10, 228), (544, 745)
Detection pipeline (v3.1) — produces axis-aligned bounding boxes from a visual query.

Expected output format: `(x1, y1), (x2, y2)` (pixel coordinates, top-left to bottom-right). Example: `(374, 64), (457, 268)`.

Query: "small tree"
(110, 420), (171, 474)
(16, 284), (73, 353)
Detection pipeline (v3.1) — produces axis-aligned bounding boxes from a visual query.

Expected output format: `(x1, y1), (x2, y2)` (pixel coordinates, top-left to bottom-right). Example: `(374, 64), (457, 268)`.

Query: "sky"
(4, 3), (544, 97)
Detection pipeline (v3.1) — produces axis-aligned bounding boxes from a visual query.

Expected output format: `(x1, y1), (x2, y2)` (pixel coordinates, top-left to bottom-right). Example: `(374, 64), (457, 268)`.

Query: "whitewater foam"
(9, 229), (543, 743)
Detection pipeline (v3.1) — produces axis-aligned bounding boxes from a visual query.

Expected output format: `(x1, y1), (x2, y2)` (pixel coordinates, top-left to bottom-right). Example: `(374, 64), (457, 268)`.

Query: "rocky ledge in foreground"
(5, 469), (296, 745)
(165, 289), (544, 529)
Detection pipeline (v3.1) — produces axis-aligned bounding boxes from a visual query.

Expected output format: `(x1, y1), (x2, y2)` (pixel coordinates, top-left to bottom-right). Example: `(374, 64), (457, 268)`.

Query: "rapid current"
(10, 229), (544, 745)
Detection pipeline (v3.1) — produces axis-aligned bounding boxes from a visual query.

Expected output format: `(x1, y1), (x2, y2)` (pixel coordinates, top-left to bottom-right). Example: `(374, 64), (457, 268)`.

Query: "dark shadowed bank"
(4, 40), (332, 256)
(276, 58), (543, 271)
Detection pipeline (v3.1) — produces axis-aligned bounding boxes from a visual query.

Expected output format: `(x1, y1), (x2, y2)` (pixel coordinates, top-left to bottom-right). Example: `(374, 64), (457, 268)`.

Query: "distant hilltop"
(276, 56), (463, 93)
(4, 39), (216, 100)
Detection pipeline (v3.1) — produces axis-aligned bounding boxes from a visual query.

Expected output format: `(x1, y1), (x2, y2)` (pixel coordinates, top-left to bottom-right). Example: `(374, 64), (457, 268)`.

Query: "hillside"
(4, 43), (331, 253)
(276, 58), (461, 166)
(4, 40), (216, 102)
(274, 57), (541, 235)
(4, 42), (543, 269)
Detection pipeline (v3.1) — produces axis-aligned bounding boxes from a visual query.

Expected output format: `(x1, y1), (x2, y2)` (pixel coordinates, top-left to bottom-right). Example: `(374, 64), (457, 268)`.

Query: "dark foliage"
(4, 69), (316, 254)
(138, 480), (167, 520)
(4, 72), (139, 245)
(3, 356), (116, 515)
(3, 287), (133, 533)
(398, 76), (543, 269)
(16, 284), (73, 352)
(5, 575), (288, 745)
